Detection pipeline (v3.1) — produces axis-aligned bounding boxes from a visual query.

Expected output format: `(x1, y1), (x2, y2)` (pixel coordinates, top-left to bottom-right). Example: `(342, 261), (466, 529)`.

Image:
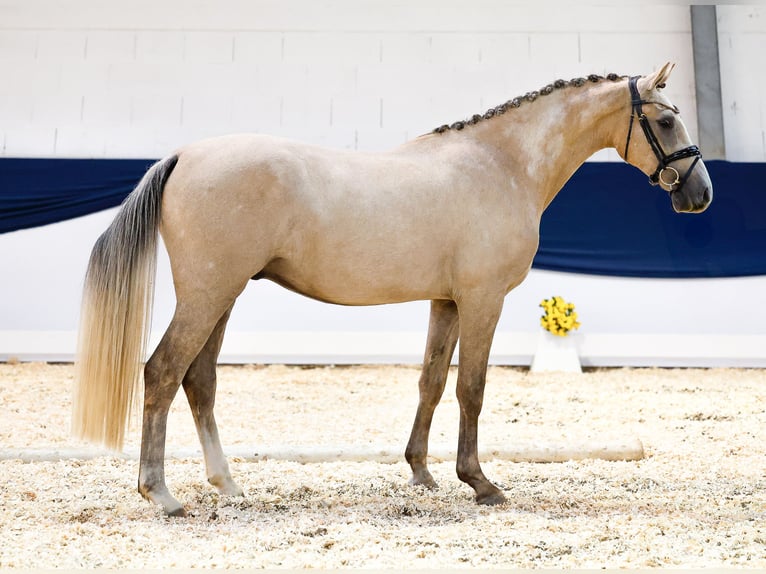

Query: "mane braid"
(432, 72), (627, 134)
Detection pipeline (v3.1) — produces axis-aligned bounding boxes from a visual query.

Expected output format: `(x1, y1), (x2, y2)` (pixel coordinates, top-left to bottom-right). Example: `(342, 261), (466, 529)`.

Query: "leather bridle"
(623, 76), (702, 193)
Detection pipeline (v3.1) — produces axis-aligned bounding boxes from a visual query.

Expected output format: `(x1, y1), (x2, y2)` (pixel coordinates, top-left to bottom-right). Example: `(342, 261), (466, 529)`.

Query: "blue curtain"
(1, 158), (764, 278)
(0, 158), (155, 235)
(535, 161), (766, 278)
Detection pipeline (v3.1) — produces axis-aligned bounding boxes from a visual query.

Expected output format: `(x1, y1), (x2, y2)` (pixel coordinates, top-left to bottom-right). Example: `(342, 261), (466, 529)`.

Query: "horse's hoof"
(165, 505), (188, 518)
(222, 485), (245, 497)
(409, 471), (438, 490)
(409, 477), (439, 491)
(140, 484), (186, 517)
(210, 477), (245, 497)
(476, 488), (507, 506)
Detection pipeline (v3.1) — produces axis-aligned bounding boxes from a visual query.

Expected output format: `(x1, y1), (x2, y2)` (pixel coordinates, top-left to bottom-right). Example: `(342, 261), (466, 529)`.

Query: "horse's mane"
(432, 72), (627, 134)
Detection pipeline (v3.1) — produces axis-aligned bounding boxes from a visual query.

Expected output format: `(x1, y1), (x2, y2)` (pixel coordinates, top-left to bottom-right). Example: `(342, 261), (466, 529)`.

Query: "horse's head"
(619, 62), (712, 213)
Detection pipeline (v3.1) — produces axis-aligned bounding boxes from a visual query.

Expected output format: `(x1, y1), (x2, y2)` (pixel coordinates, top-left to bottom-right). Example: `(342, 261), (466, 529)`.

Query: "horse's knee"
(456, 383), (484, 417)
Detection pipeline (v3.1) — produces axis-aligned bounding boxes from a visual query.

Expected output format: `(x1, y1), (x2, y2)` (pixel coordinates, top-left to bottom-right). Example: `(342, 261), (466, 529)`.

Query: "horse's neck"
(475, 81), (628, 211)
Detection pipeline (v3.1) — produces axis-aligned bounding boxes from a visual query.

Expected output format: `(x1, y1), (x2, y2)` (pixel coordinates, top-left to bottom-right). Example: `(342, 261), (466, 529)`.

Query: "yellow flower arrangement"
(539, 295), (581, 337)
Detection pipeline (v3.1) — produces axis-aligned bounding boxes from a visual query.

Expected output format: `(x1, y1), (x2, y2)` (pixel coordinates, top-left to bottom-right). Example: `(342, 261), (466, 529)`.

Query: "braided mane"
(432, 72), (627, 134)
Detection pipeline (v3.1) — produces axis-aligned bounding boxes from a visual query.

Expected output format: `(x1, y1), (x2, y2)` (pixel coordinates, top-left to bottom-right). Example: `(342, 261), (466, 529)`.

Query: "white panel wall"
(717, 5), (766, 161)
(0, 0), (699, 158)
(1, 1), (765, 366)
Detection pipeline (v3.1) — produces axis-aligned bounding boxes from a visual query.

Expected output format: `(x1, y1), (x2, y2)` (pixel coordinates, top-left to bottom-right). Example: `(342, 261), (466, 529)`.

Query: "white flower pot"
(530, 330), (582, 373)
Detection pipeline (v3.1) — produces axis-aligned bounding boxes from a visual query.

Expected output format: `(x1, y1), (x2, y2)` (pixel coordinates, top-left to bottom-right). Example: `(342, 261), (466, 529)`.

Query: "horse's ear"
(647, 62), (675, 90)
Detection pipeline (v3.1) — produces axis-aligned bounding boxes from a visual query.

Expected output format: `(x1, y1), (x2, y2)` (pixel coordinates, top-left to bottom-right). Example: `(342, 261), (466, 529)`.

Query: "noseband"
(623, 76), (701, 193)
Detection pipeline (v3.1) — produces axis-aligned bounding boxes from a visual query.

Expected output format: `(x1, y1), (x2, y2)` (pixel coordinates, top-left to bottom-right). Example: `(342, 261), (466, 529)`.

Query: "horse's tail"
(72, 154), (179, 450)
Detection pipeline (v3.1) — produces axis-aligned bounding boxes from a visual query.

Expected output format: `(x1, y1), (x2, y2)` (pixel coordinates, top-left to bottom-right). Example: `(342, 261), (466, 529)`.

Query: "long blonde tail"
(72, 155), (178, 450)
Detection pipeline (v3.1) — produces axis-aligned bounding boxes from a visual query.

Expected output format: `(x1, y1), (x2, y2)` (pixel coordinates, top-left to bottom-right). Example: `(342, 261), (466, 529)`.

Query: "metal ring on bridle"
(658, 166), (680, 189)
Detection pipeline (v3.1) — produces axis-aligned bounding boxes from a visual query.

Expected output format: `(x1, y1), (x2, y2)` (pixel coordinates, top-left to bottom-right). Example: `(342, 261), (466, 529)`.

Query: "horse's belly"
(268, 278), (433, 306)
(256, 255), (445, 306)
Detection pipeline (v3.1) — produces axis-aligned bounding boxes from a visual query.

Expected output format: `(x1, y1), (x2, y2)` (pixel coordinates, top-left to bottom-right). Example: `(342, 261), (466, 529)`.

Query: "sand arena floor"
(0, 362), (765, 569)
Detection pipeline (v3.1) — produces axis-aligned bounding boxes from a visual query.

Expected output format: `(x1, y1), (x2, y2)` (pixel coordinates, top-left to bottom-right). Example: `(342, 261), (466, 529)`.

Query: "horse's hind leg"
(405, 299), (459, 489)
(181, 304), (243, 497)
(138, 293), (242, 517)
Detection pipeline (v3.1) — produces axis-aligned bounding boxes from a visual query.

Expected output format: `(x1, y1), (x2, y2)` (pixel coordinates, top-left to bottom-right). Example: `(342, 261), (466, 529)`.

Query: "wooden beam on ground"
(0, 438), (645, 464)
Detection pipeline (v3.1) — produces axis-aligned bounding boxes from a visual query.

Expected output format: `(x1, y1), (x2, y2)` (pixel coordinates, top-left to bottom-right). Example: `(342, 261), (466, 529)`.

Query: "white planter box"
(530, 331), (582, 373)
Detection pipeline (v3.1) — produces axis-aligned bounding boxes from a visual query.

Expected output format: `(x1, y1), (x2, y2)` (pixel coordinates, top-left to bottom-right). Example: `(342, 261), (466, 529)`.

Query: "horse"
(72, 62), (712, 516)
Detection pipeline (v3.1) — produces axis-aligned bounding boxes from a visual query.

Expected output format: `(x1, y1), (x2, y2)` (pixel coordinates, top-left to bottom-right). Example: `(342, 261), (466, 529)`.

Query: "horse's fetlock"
(137, 481), (152, 500)
(207, 474), (224, 488)
(455, 465), (474, 486)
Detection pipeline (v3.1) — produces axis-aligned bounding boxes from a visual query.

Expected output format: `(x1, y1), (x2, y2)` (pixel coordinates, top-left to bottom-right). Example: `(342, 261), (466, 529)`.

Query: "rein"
(623, 76), (701, 193)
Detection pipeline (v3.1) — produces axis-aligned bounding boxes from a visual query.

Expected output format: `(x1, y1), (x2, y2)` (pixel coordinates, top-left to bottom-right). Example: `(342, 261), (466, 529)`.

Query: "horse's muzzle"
(671, 184), (712, 214)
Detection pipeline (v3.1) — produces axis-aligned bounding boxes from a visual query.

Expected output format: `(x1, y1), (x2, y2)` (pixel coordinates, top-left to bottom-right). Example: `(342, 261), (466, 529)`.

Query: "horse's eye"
(658, 118), (674, 130)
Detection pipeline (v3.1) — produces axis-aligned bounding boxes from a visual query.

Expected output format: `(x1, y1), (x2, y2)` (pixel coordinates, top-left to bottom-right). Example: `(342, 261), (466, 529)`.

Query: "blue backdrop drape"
(1, 158), (763, 278)
(0, 158), (154, 235)
(535, 161), (766, 278)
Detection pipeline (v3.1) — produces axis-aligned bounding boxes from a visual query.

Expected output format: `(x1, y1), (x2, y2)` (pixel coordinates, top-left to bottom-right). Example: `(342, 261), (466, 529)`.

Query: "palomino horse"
(73, 62), (712, 516)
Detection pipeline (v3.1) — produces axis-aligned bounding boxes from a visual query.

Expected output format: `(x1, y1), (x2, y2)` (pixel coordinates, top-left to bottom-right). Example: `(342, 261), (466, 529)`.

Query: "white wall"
(1, 1), (765, 366)
(717, 5), (766, 161)
(0, 0), (701, 158)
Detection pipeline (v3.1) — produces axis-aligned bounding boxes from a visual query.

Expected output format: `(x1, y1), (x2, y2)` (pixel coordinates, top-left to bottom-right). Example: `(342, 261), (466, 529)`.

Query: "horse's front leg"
(405, 299), (459, 489)
(454, 294), (506, 505)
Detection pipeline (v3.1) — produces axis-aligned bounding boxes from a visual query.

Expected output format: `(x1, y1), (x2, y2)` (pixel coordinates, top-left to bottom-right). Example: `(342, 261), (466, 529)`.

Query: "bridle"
(623, 76), (701, 193)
